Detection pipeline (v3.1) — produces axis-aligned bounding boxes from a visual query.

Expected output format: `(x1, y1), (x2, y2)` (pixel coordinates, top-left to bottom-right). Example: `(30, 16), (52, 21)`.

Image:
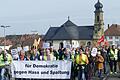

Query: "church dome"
(94, 0), (103, 10)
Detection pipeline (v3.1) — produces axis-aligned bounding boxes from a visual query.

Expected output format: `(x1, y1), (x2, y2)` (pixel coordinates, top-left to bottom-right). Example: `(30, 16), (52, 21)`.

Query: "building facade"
(105, 24), (120, 46)
(44, 0), (104, 49)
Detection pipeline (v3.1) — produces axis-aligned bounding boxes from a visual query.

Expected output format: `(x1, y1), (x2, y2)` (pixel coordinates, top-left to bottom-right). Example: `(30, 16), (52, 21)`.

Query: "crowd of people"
(0, 44), (120, 80)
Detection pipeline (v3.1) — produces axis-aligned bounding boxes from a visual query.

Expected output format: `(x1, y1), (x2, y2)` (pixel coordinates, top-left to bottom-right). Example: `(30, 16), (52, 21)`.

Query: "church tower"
(93, 0), (104, 40)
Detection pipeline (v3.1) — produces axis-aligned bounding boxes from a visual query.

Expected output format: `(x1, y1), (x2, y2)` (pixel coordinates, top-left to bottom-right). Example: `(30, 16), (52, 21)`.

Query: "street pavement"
(91, 72), (120, 80)
(105, 72), (120, 80)
(106, 78), (120, 80)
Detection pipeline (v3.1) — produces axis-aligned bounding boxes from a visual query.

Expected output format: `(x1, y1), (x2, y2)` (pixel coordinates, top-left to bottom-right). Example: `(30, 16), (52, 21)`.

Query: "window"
(59, 42), (63, 49)
(49, 42), (53, 46)
(115, 41), (119, 45)
(97, 16), (99, 22)
(109, 36), (113, 39)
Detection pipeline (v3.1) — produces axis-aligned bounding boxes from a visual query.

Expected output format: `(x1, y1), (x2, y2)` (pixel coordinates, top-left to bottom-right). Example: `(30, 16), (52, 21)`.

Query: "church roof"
(44, 20), (94, 40)
(61, 19), (77, 27)
(95, 0), (103, 9)
(105, 24), (120, 36)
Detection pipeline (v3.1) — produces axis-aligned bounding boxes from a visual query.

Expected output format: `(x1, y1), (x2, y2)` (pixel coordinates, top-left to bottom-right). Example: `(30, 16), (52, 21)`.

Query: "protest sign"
(17, 47), (22, 52)
(11, 61), (72, 79)
(11, 49), (19, 60)
(91, 47), (97, 57)
(23, 46), (29, 52)
(43, 43), (50, 48)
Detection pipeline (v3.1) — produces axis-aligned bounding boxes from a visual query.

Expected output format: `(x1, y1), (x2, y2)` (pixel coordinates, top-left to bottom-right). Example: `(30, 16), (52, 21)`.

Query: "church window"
(97, 16), (99, 22)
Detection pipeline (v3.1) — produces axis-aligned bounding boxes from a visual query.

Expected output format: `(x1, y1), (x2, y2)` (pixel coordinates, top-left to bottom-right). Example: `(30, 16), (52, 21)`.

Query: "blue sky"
(0, 0), (120, 36)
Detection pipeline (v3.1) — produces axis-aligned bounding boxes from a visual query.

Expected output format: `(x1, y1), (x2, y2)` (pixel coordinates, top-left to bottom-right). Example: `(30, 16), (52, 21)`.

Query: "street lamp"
(1, 25), (10, 51)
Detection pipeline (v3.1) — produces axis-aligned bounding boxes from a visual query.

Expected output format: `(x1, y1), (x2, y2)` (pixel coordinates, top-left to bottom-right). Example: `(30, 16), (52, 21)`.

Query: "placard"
(11, 61), (72, 79)
(43, 43), (50, 48)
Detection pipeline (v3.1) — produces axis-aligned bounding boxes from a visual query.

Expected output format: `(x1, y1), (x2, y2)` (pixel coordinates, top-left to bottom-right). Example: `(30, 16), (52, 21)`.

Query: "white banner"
(11, 61), (72, 79)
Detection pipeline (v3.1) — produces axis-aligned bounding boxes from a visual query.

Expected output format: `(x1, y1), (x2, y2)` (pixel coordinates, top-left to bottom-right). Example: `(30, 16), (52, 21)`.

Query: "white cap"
(97, 51), (101, 55)
(50, 46), (54, 49)
(112, 43), (115, 46)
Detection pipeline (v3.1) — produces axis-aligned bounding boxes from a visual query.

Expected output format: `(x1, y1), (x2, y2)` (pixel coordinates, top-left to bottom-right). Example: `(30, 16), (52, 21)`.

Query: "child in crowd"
(96, 50), (104, 78)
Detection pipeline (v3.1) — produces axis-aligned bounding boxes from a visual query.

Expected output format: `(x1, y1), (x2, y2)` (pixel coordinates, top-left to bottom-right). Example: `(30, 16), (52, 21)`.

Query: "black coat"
(117, 50), (120, 61)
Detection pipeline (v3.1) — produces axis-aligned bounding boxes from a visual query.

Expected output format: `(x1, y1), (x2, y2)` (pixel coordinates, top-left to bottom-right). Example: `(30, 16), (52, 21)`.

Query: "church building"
(44, 0), (104, 49)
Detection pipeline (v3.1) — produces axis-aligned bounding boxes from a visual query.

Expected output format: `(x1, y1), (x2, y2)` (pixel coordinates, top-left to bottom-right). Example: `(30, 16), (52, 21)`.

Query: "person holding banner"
(39, 49), (46, 61)
(50, 48), (59, 60)
(30, 48), (40, 61)
(48, 48), (56, 61)
(26, 51), (31, 61)
(52, 49), (59, 60)
(63, 48), (71, 60)
(19, 50), (26, 61)
(43, 49), (48, 61)
(58, 48), (64, 60)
